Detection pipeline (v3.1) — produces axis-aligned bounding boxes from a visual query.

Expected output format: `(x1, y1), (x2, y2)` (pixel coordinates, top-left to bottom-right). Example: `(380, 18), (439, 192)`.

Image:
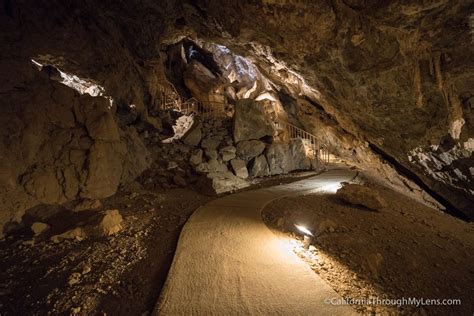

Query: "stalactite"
(433, 52), (443, 91)
(413, 59), (424, 108)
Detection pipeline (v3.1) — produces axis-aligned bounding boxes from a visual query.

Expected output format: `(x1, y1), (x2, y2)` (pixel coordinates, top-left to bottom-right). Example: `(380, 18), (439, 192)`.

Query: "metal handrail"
(158, 85), (331, 165)
(276, 120), (330, 165)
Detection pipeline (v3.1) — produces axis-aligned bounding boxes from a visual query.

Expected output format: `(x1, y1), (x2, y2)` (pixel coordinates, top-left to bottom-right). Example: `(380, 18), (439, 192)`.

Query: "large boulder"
(233, 99), (274, 142)
(230, 159), (249, 179)
(183, 60), (226, 104)
(265, 139), (311, 175)
(236, 140), (266, 162)
(81, 141), (126, 199)
(265, 143), (290, 175)
(201, 137), (221, 150)
(50, 209), (124, 242)
(336, 184), (387, 210)
(182, 121), (202, 146)
(220, 146), (237, 162)
(197, 171), (250, 195)
(289, 138), (312, 171)
(250, 155), (270, 177)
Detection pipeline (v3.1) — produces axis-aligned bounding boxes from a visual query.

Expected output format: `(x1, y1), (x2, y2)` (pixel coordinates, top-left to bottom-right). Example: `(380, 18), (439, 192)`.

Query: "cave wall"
(177, 0), (473, 218)
(0, 0), (473, 224)
(0, 64), (151, 229)
(0, 0), (164, 230)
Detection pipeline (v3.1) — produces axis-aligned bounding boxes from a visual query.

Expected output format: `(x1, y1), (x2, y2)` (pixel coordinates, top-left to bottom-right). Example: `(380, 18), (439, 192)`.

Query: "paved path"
(154, 168), (358, 315)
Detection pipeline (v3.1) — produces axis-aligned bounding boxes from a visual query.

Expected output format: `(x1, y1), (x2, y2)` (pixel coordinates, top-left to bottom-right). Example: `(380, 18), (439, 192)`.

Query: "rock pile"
(163, 99), (323, 195)
(190, 118), (250, 194)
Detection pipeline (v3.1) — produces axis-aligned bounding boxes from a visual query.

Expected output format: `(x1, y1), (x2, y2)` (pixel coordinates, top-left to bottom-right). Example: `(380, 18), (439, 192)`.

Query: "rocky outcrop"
(0, 70), (151, 231)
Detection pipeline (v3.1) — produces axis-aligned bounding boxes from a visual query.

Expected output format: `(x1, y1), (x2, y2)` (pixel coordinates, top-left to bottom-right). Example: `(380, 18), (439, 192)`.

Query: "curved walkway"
(154, 168), (358, 315)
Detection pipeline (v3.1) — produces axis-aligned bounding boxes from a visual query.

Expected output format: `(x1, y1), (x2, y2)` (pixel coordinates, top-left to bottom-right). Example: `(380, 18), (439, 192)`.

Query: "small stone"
(97, 210), (123, 236)
(316, 219), (337, 235)
(68, 272), (82, 286)
(82, 264), (91, 275)
(22, 239), (35, 246)
(50, 227), (86, 243)
(167, 161), (178, 170)
(31, 222), (50, 235)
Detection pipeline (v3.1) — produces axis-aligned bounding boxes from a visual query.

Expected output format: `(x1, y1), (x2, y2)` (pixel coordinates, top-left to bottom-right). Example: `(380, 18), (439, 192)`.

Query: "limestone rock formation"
(95, 209), (123, 237)
(266, 139), (312, 175)
(336, 184), (387, 211)
(233, 99), (274, 143)
(0, 0), (473, 228)
(236, 140), (266, 162)
(182, 121), (202, 146)
(250, 155), (270, 177)
(0, 71), (151, 231)
(198, 171), (250, 195)
(230, 159), (249, 179)
(220, 146), (237, 162)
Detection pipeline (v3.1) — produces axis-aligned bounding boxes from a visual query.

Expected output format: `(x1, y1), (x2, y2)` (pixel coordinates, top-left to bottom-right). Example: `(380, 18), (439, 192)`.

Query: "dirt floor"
(0, 171), (318, 316)
(263, 175), (474, 315)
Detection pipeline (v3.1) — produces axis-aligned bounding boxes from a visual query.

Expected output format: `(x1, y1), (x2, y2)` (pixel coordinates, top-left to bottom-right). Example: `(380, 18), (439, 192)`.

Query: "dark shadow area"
(368, 143), (470, 221)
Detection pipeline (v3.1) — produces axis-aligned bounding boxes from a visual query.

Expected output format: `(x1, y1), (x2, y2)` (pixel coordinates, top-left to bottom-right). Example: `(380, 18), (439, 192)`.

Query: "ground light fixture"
(295, 224), (313, 249)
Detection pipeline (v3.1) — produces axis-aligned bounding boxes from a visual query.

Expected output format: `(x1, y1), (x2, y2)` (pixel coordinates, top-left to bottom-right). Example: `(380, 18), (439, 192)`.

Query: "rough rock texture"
(95, 209), (123, 237)
(266, 139), (312, 175)
(197, 171), (250, 195)
(230, 159), (249, 179)
(181, 0), (473, 219)
(31, 222), (49, 235)
(182, 121), (202, 146)
(1, 0), (473, 220)
(336, 184), (387, 211)
(0, 70), (151, 230)
(233, 99), (274, 143)
(250, 155), (270, 177)
(236, 140), (266, 162)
